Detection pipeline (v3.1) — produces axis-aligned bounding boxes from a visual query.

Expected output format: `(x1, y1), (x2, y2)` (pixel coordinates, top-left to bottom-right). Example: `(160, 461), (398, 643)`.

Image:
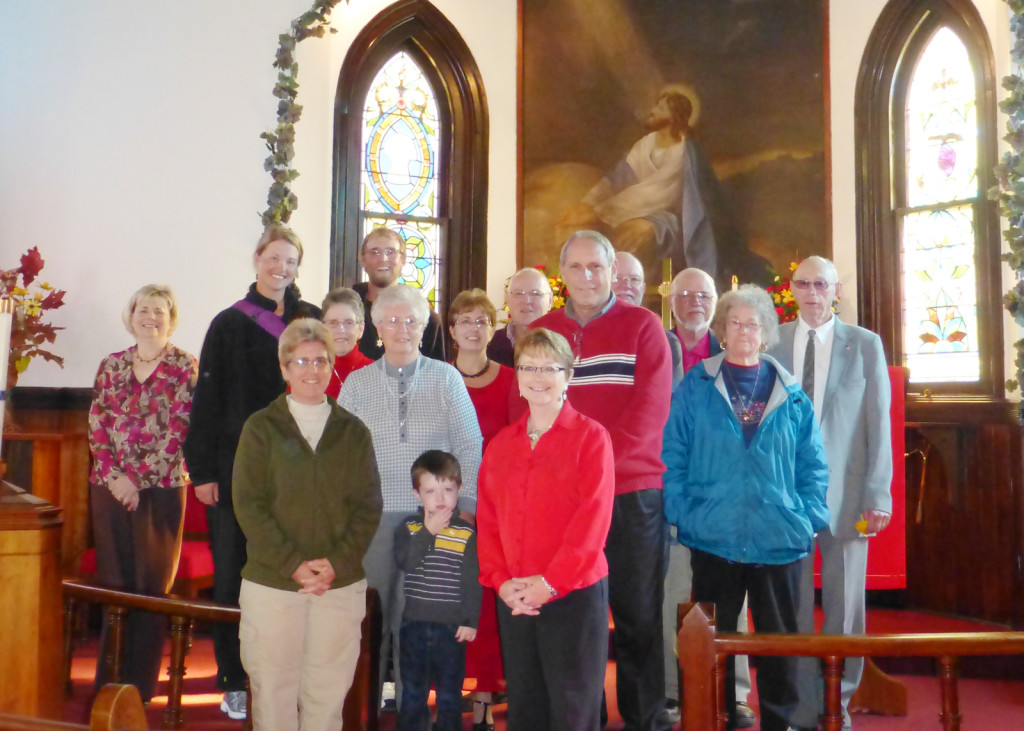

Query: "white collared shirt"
(793, 314), (835, 417)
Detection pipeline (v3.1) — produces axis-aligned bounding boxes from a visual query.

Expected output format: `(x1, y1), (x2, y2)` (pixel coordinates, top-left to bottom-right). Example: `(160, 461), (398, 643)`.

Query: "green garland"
(995, 0), (1024, 390)
(260, 0), (344, 226)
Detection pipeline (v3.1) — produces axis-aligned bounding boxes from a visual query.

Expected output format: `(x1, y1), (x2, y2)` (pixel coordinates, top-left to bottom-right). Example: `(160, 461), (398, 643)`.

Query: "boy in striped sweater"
(394, 450), (482, 731)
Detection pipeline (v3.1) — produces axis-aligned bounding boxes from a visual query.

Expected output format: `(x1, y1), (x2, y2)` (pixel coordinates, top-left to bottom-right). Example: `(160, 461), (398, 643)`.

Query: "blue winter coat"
(662, 352), (830, 565)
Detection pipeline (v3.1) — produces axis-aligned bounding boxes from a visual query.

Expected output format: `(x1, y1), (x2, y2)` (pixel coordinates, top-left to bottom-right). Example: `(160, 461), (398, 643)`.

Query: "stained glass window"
(899, 27), (980, 383)
(360, 51), (443, 305)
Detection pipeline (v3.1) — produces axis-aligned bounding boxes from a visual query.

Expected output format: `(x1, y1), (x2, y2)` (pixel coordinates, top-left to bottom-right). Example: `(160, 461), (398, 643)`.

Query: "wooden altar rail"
(677, 603), (1024, 731)
(62, 579), (381, 731)
(0, 683), (146, 730)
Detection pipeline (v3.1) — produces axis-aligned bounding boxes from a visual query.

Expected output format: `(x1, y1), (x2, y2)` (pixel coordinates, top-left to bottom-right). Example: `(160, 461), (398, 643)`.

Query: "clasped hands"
(498, 575), (554, 616)
(291, 558), (335, 596)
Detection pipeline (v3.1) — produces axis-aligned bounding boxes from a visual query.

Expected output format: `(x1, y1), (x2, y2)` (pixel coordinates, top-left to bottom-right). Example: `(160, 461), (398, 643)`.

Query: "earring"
(760, 343), (767, 352)
(376, 338), (383, 348)
(720, 340), (726, 349)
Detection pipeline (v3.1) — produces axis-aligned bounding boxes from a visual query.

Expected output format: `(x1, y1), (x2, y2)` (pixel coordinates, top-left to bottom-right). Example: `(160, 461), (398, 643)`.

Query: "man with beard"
(487, 266), (553, 366)
(561, 86), (770, 293)
(354, 227), (447, 361)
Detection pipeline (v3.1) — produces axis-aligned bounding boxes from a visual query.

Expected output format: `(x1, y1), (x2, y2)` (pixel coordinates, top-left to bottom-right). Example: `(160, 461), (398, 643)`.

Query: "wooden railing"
(677, 602), (1024, 731)
(62, 579), (381, 730)
(0, 683), (146, 730)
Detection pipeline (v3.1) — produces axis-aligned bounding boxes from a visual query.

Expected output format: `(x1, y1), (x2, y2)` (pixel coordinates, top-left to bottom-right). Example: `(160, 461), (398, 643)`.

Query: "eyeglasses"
(509, 289), (551, 300)
(454, 317), (491, 329)
(516, 365), (567, 375)
(381, 316), (424, 331)
(791, 279), (835, 292)
(671, 290), (714, 304)
(613, 275), (644, 287)
(726, 319), (762, 333)
(364, 246), (403, 259)
(290, 357), (330, 369)
(325, 318), (360, 330)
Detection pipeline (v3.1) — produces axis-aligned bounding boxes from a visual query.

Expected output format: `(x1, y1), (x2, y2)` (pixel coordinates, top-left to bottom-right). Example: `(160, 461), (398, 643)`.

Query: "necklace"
(526, 410), (559, 447)
(722, 362), (762, 423)
(134, 345), (165, 364)
(455, 358), (490, 378)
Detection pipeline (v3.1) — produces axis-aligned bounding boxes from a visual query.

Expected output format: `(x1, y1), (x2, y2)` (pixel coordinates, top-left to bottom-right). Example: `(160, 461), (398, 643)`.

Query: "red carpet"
(63, 607), (1024, 728)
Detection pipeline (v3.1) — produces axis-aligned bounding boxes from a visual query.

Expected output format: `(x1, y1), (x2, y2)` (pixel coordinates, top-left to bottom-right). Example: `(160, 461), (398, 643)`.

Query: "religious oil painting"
(519, 0), (829, 296)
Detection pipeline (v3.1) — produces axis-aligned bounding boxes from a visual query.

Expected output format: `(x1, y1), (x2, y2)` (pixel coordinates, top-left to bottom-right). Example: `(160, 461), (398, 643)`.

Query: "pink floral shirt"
(88, 344), (198, 490)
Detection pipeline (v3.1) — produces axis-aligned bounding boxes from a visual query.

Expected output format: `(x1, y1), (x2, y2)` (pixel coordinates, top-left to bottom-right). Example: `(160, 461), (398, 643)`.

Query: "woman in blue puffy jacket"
(663, 284), (829, 731)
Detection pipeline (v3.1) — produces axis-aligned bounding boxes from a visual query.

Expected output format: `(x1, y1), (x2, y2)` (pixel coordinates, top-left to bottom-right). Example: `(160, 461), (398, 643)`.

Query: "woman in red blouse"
(87, 284), (198, 702)
(321, 287), (372, 399)
(448, 288), (515, 730)
(476, 328), (615, 731)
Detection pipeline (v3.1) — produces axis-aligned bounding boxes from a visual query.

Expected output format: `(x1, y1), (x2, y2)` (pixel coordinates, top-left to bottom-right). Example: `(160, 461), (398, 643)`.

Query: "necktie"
(803, 330), (816, 400)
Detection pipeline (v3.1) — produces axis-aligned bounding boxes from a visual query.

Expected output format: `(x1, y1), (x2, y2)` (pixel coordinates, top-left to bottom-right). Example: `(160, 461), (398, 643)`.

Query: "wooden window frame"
(855, 0), (1002, 398)
(331, 0), (489, 311)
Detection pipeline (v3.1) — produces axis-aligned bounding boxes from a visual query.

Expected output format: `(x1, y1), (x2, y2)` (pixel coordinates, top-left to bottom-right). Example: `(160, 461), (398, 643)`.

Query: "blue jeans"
(398, 620), (466, 731)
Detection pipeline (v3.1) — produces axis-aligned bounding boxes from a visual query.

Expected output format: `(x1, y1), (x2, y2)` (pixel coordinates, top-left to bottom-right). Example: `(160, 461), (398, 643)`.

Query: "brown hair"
(256, 224), (304, 263)
(411, 450), (463, 491)
(514, 328), (574, 374)
(447, 288), (497, 327)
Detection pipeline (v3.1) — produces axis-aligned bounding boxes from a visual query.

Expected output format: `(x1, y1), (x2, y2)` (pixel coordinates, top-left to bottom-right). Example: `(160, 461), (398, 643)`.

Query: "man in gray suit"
(768, 256), (892, 730)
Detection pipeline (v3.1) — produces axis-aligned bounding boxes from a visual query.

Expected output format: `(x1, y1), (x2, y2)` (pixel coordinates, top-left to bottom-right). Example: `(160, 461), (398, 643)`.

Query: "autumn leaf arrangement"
(1, 247), (67, 389)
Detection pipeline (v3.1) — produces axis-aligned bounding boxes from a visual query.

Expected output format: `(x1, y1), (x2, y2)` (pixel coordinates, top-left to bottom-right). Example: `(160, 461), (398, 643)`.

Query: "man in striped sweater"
(394, 450), (481, 731)
(533, 231), (673, 731)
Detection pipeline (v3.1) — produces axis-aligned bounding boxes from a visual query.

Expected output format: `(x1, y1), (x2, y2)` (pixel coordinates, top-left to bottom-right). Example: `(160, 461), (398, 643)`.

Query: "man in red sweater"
(533, 230), (672, 731)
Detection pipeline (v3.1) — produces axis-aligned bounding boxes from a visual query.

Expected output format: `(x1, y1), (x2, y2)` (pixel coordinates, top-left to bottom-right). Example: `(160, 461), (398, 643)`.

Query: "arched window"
(331, 0), (488, 311)
(856, 0), (1001, 396)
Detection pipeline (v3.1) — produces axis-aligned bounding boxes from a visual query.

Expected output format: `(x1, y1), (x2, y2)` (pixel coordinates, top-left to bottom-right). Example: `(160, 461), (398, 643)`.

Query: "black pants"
(207, 501), (248, 692)
(498, 579), (608, 731)
(398, 620), (465, 731)
(91, 483), (184, 702)
(690, 548), (802, 731)
(606, 489), (668, 731)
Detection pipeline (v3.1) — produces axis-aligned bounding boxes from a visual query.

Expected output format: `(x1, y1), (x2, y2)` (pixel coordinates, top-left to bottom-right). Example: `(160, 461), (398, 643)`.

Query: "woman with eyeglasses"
(184, 224), (320, 720)
(321, 286), (373, 398)
(661, 285), (830, 731)
(476, 328), (615, 731)
(447, 288), (516, 730)
(233, 318), (382, 729)
(338, 283), (483, 710)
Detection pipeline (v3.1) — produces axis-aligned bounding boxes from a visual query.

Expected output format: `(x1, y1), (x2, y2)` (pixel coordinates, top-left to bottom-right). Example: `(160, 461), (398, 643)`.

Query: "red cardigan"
(532, 298), (672, 494)
(326, 348), (373, 399)
(476, 403), (614, 597)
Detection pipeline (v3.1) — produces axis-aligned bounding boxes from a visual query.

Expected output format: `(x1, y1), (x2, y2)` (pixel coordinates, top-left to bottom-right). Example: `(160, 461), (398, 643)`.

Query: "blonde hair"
(514, 328), (575, 374)
(122, 284), (178, 335)
(256, 224), (304, 263)
(278, 318), (335, 365)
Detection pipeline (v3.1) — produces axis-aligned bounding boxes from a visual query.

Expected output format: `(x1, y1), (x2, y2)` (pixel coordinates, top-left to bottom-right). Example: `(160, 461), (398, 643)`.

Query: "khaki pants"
(240, 578), (366, 730)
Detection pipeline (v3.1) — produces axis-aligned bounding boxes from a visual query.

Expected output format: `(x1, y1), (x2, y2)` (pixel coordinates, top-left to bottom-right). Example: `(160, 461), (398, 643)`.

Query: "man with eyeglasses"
(487, 267), (553, 366)
(613, 251), (684, 389)
(661, 267), (757, 729)
(768, 256), (892, 731)
(353, 227), (447, 362)
(533, 230), (673, 731)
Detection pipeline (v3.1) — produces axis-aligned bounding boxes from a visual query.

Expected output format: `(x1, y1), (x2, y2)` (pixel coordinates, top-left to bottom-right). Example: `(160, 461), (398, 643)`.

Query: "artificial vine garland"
(995, 0), (1024, 390)
(260, 0), (344, 226)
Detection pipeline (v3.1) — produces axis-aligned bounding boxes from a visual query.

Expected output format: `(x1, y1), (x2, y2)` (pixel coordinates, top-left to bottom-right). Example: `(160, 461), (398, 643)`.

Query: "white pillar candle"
(0, 299), (12, 446)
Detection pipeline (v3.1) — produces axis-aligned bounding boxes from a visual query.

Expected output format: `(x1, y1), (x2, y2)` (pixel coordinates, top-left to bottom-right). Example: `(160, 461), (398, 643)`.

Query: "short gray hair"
(321, 287), (366, 323)
(711, 285), (780, 349)
(559, 230), (615, 268)
(507, 267), (552, 294)
(798, 255), (839, 283)
(278, 318), (335, 365)
(122, 284), (179, 335)
(372, 284), (431, 328)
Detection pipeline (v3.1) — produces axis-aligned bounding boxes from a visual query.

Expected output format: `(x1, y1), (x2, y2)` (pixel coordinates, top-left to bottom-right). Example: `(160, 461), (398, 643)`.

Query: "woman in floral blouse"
(87, 283), (198, 702)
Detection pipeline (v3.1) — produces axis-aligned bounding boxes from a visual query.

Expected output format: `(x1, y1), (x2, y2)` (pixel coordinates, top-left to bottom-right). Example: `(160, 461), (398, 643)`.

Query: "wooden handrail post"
(89, 683), (147, 730)
(678, 602), (717, 731)
(105, 606), (127, 684)
(63, 598), (77, 696)
(937, 655), (961, 731)
(161, 615), (190, 729)
(714, 652), (728, 731)
(821, 655), (844, 731)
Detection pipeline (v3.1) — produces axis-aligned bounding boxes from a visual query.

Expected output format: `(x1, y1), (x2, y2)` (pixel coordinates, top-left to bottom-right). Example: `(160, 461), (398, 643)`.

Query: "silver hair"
(559, 230), (616, 268)
(799, 255), (839, 284)
(671, 267), (717, 297)
(371, 284), (431, 328)
(710, 284), (780, 349)
(278, 318), (335, 365)
(507, 267), (553, 294)
(321, 287), (366, 323)
(122, 284), (179, 335)
(614, 251), (644, 277)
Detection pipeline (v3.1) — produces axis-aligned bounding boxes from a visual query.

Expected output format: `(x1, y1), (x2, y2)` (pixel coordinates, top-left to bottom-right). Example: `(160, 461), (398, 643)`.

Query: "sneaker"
(657, 698), (681, 725)
(220, 690), (247, 720)
(381, 681), (397, 712)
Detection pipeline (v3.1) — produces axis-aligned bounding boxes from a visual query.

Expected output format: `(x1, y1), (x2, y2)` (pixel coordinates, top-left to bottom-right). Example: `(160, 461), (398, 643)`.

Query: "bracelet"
(540, 575), (558, 597)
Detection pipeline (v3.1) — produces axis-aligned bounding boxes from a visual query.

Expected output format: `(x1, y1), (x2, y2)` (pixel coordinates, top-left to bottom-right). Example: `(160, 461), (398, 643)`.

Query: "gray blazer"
(769, 319), (892, 538)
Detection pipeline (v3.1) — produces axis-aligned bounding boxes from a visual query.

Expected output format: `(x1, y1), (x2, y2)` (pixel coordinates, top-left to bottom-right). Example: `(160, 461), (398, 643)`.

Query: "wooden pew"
(677, 602), (1024, 731)
(63, 580), (381, 730)
(0, 684), (146, 730)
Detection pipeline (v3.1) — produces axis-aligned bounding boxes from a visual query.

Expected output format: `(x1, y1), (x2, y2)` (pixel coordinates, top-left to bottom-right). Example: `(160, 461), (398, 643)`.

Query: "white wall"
(0, 0), (1011, 388)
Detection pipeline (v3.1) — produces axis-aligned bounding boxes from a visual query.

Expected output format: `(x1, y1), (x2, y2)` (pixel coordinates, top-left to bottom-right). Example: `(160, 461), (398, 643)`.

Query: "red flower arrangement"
(766, 262), (800, 324)
(2, 247), (67, 389)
